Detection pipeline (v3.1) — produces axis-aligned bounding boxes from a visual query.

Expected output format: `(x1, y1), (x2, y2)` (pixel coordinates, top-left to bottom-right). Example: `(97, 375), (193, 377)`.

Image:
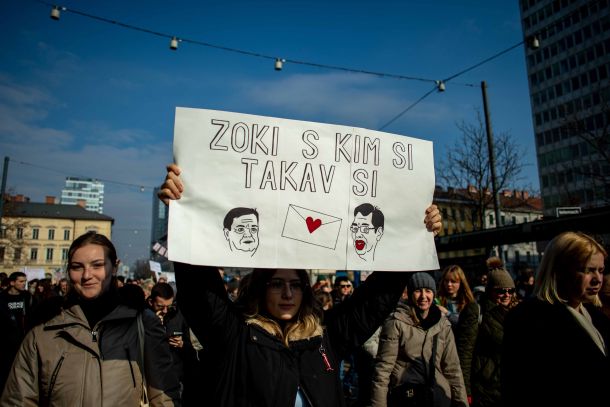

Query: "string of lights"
(33, 0), (587, 130)
(12, 159), (155, 191)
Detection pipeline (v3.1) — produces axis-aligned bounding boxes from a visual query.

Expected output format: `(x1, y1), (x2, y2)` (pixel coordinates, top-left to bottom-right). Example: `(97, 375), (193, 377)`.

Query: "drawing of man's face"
(350, 205), (383, 261)
(224, 213), (259, 254)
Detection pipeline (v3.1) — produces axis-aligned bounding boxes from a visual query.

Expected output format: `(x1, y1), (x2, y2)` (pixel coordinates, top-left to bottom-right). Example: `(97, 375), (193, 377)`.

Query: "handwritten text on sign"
(168, 107), (438, 271)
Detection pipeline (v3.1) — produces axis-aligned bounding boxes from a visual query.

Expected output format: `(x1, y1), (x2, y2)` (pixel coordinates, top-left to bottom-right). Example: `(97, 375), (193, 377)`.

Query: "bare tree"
(438, 109), (527, 229)
(0, 198), (31, 269)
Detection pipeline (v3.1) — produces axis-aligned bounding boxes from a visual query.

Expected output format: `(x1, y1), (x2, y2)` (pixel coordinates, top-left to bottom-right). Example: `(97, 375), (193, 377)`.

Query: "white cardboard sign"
(168, 107), (439, 271)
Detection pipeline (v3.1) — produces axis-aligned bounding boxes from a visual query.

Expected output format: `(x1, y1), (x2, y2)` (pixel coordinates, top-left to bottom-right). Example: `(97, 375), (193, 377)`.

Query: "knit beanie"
(407, 272), (437, 296)
(487, 268), (515, 289)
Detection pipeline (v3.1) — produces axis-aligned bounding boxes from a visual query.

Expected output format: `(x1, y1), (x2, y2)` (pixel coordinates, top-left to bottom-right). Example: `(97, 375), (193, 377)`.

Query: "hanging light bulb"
(170, 37), (179, 51)
(528, 35), (540, 50)
(274, 58), (284, 71)
(436, 80), (446, 92)
(50, 5), (61, 20)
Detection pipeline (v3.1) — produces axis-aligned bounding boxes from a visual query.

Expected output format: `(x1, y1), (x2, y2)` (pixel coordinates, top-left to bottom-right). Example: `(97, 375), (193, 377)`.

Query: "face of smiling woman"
(68, 244), (116, 300)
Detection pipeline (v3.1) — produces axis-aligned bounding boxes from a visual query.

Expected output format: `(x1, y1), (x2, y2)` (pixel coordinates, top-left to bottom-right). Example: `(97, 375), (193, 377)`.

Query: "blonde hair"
(535, 232), (607, 306)
(438, 265), (475, 311)
(238, 269), (323, 346)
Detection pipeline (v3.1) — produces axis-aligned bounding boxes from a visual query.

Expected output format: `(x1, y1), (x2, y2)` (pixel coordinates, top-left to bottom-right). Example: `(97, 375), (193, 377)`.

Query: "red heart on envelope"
(306, 217), (322, 233)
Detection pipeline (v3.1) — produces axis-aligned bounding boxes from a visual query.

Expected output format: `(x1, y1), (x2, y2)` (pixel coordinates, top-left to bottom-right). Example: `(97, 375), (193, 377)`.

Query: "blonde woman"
(503, 231), (609, 407)
(437, 265), (478, 402)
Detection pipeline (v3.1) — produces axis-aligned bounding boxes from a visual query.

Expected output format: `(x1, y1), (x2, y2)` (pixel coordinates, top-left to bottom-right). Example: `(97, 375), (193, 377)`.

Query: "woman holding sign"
(159, 164), (442, 407)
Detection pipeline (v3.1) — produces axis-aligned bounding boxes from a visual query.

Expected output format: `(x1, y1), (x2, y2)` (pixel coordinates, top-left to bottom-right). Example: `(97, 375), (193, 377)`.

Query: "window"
(61, 248), (68, 261)
(16, 228), (23, 239)
(48, 229), (55, 240)
(30, 248), (38, 261)
(14, 248), (22, 261)
(489, 214), (494, 226)
(64, 230), (70, 241)
(0, 246), (4, 261)
(32, 228), (39, 240)
(0, 228), (5, 239)
(46, 248), (54, 262)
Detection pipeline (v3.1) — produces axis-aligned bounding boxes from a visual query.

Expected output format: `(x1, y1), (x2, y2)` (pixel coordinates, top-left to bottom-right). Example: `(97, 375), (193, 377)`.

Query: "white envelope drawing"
(281, 204), (342, 250)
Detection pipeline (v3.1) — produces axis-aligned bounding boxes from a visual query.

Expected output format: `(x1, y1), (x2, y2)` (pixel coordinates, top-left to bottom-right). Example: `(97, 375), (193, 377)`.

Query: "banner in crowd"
(168, 107), (439, 271)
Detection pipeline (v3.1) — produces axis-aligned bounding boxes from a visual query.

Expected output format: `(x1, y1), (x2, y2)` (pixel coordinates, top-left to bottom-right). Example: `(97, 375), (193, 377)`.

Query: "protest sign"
(169, 107), (438, 271)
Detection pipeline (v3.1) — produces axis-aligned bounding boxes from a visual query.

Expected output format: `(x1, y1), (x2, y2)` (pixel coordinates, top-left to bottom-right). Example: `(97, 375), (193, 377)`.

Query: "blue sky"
(0, 0), (538, 266)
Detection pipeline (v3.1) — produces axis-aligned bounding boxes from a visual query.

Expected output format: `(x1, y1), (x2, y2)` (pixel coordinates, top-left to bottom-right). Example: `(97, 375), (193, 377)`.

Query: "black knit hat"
(407, 272), (437, 296)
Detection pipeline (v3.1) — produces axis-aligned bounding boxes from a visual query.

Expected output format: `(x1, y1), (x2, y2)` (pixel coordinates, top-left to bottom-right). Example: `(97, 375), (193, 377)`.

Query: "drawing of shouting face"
(350, 203), (384, 262)
(223, 207), (260, 256)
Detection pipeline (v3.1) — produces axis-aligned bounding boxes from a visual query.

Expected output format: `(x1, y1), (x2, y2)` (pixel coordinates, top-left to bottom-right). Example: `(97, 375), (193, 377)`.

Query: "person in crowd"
(148, 282), (198, 406)
(314, 290), (333, 311)
(332, 276), (353, 305)
(0, 271), (32, 393)
(0, 272), (8, 291)
(312, 275), (332, 293)
(158, 163), (442, 407)
(1, 232), (180, 406)
(515, 269), (535, 301)
(27, 279), (38, 296)
(370, 272), (468, 407)
(33, 278), (57, 305)
(470, 267), (517, 407)
(436, 265), (479, 402)
(55, 277), (69, 297)
(227, 277), (240, 302)
(502, 231), (610, 407)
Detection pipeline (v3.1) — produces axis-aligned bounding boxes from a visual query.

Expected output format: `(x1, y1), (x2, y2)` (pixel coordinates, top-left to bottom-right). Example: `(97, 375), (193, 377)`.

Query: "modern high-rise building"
(519, 0), (610, 215)
(60, 177), (105, 213)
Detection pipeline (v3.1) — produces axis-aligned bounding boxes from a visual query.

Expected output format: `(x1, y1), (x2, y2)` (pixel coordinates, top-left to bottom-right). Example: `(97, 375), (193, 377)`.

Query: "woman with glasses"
(470, 267), (517, 407)
(158, 164), (442, 407)
(502, 232), (610, 407)
(1, 232), (180, 406)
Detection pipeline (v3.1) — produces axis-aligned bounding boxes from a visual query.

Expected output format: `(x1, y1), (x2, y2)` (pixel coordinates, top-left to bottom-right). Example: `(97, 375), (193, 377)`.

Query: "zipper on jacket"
(47, 353), (65, 400)
(91, 330), (98, 342)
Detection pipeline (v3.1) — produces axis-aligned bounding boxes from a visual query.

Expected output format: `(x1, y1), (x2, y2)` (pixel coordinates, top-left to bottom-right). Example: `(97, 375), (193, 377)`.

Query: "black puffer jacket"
(175, 262), (410, 407)
(471, 299), (507, 407)
(503, 298), (610, 407)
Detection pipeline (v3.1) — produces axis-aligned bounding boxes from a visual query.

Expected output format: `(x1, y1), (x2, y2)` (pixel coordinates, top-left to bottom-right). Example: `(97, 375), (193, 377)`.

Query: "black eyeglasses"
(495, 288), (515, 295)
(339, 284), (352, 289)
(267, 279), (303, 293)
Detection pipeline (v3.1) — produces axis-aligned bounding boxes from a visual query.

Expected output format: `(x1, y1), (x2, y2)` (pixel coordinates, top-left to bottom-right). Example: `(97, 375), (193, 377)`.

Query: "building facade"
(434, 185), (543, 277)
(61, 177), (105, 214)
(520, 0), (610, 214)
(0, 198), (113, 276)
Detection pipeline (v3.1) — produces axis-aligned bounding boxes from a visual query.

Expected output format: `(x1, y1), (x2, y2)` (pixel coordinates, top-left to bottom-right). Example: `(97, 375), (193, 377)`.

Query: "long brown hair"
(438, 265), (475, 311)
(236, 269), (323, 346)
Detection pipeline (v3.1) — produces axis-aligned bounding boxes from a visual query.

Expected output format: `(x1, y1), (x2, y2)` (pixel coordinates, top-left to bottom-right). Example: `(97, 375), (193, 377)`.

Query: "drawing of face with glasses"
(350, 203), (384, 261)
(223, 207), (260, 256)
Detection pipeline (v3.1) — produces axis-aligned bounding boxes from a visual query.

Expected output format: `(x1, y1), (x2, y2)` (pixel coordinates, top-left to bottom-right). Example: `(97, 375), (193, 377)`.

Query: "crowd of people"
(0, 162), (607, 406)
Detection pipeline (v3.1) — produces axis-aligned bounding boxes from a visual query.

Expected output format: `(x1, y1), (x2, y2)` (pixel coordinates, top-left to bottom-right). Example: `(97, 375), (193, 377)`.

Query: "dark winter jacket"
(174, 262), (410, 407)
(1, 300), (181, 406)
(453, 301), (479, 395)
(502, 298), (610, 407)
(471, 299), (507, 407)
